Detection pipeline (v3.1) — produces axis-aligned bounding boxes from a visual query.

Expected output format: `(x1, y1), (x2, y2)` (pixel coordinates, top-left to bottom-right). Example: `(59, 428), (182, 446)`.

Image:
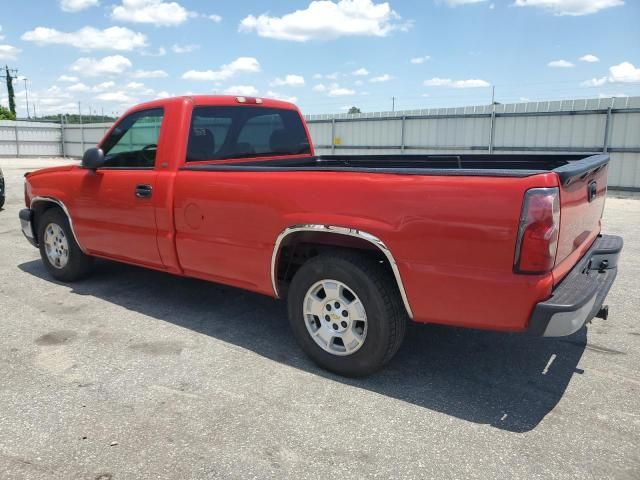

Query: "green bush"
(0, 105), (16, 120)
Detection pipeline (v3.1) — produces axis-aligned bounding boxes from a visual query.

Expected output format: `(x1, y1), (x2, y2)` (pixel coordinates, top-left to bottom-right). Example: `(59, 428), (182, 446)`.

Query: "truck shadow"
(19, 259), (587, 433)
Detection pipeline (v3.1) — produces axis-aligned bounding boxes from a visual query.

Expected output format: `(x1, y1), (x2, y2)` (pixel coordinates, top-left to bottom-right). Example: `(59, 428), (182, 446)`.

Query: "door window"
(101, 108), (164, 168)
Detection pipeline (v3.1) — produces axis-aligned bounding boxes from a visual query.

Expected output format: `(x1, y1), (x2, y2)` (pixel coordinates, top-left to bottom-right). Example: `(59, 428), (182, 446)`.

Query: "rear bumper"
(19, 208), (38, 248)
(528, 234), (623, 337)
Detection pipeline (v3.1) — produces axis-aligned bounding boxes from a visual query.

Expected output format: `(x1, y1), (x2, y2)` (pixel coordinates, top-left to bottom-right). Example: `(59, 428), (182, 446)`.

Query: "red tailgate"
(553, 161), (608, 284)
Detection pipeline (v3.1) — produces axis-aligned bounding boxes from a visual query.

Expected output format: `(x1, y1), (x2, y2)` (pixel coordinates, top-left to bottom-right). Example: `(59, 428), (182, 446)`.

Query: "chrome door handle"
(135, 184), (153, 198)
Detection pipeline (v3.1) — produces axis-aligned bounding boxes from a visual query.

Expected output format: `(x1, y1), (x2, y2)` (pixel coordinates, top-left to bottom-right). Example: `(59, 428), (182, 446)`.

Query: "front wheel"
(287, 251), (407, 377)
(37, 208), (93, 282)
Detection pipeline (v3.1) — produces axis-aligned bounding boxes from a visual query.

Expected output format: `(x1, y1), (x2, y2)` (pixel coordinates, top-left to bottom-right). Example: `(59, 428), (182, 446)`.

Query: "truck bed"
(182, 153), (609, 183)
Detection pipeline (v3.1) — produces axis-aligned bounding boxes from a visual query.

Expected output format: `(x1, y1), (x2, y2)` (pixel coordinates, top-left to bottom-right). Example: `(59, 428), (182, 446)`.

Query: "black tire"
(287, 251), (407, 377)
(37, 208), (93, 282)
(0, 195), (4, 209)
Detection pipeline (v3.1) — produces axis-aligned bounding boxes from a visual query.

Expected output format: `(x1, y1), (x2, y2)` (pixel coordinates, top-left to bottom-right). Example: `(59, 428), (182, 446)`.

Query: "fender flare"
(30, 196), (86, 253)
(271, 224), (414, 319)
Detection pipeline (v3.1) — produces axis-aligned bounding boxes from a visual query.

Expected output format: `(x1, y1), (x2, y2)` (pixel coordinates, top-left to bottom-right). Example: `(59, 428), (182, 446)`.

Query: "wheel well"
(31, 201), (63, 242)
(274, 231), (396, 297)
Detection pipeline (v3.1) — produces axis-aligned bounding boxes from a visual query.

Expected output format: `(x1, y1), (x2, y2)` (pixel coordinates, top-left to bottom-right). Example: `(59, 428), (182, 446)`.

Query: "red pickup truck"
(19, 95), (622, 376)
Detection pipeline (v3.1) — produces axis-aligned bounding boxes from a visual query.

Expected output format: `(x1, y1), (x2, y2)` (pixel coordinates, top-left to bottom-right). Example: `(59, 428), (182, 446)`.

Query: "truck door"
(73, 108), (164, 268)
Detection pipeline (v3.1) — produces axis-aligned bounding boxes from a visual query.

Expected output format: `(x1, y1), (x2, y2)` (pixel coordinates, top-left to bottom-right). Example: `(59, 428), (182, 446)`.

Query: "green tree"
(348, 106), (361, 114)
(0, 105), (15, 120)
(5, 66), (16, 117)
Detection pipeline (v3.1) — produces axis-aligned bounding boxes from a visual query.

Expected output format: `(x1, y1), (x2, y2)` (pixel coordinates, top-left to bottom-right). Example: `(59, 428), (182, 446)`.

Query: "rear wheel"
(37, 208), (93, 281)
(287, 251), (407, 376)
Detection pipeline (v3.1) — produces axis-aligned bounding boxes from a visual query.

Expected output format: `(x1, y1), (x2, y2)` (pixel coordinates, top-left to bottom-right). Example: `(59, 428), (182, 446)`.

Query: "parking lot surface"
(0, 157), (639, 480)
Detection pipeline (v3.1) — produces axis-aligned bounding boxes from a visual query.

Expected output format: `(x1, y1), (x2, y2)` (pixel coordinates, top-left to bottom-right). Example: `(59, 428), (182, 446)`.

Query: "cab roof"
(127, 95), (299, 113)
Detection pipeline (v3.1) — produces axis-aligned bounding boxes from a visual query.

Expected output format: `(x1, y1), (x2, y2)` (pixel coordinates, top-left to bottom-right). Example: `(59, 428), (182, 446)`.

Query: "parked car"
(0, 168), (7, 208)
(19, 96), (623, 376)
(0, 167), (4, 209)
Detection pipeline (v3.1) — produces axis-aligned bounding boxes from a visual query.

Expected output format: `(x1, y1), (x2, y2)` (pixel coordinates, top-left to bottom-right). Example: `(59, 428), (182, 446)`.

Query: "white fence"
(1, 96), (639, 189)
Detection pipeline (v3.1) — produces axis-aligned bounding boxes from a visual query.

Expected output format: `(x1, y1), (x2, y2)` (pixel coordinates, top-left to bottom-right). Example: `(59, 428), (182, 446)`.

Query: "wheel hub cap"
(303, 279), (368, 356)
(43, 223), (69, 269)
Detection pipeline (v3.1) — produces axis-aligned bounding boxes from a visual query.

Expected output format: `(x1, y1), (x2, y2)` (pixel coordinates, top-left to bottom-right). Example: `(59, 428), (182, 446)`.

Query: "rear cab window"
(186, 106), (310, 162)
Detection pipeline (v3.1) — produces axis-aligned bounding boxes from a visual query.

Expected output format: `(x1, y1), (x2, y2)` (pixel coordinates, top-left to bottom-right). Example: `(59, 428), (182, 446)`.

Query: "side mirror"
(82, 147), (105, 169)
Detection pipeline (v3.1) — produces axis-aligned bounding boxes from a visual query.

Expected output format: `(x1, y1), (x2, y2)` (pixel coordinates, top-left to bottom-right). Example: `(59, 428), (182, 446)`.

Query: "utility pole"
(489, 85), (496, 154)
(1, 65), (18, 118)
(23, 77), (30, 119)
(78, 101), (82, 124)
(391, 96), (395, 112)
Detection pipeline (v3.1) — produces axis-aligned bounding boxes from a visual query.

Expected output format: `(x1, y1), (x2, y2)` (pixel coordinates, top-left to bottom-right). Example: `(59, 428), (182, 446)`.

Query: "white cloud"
(548, 59), (574, 68)
(580, 77), (607, 87)
(579, 61), (640, 87)
(58, 75), (79, 82)
(67, 82), (91, 92)
(607, 61), (640, 83)
(16, 86), (72, 113)
(182, 57), (260, 81)
(131, 69), (168, 78)
(0, 25), (4, 41)
(96, 91), (138, 103)
(111, 0), (191, 26)
(59, 0), (99, 12)
(69, 55), (133, 77)
(94, 81), (116, 91)
(124, 81), (155, 95)
(266, 91), (298, 103)
(155, 91), (171, 99)
(208, 14), (222, 23)
(0, 44), (20, 59)
(172, 44), (199, 53)
(410, 55), (430, 64)
(424, 77), (490, 88)
(223, 85), (259, 96)
(352, 67), (369, 76)
(328, 84), (356, 96)
(354, 80), (364, 86)
(66, 81), (116, 93)
(239, 0), (408, 42)
(513, 0), (624, 16)
(270, 74), (305, 87)
(579, 54), (600, 62)
(370, 73), (393, 82)
(312, 84), (327, 92)
(21, 26), (147, 51)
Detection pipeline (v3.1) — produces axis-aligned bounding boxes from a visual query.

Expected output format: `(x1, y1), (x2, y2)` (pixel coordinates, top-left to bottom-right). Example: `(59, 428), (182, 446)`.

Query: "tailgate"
(553, 155), (609, 284)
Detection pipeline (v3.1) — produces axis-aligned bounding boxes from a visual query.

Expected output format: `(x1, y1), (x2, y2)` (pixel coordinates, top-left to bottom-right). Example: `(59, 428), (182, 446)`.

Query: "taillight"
(514, 187), (560, 274)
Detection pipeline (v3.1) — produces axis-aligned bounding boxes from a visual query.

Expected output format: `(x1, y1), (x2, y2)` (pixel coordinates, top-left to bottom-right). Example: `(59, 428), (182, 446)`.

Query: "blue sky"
(0, 0), (639, 117)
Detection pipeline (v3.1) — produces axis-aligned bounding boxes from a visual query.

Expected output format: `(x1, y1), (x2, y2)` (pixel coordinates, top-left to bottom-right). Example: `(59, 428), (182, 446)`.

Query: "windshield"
(186, 106), (311, 162)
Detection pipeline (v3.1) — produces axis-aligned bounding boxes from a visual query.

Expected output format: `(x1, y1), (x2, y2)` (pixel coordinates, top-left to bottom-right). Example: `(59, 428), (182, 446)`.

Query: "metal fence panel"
(0, 120), (61, 157)
(1, 96), (639, 189)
